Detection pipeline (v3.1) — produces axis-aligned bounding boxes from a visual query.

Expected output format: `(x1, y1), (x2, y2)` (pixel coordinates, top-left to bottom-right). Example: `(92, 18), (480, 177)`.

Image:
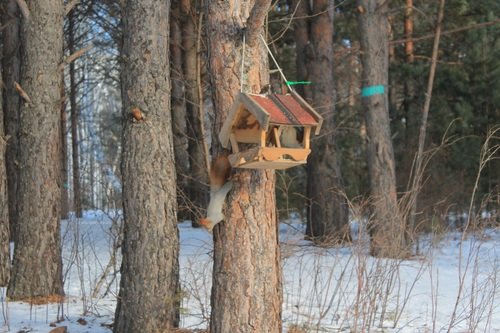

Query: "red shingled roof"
(249, 94), (319, 126)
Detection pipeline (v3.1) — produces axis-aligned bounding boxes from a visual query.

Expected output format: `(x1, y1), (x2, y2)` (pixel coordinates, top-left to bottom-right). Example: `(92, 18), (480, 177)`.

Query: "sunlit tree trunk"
(114, 0), (180, 331)
(207, 1), (282, 331)
(8, 0), (64, 300)
(2, 0), (21, 242)
(357, 0), (406, 258)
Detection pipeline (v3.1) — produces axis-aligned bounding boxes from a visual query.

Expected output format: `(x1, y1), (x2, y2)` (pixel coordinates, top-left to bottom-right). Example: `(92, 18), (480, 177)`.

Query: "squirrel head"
(199, 218), (214, 232)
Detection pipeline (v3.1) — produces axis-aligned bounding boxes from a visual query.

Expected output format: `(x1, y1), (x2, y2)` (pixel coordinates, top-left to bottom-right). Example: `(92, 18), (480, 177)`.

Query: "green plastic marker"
(286, 81), (312, 86)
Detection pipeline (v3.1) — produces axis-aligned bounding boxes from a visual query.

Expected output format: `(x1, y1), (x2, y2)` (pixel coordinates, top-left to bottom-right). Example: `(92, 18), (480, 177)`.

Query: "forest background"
(0, 0), (499, 332)
(1, 0), (495, 239)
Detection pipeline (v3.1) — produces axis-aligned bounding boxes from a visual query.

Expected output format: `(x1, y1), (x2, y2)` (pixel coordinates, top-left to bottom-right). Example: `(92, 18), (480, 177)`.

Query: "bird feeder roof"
(219, 91), (323, 148)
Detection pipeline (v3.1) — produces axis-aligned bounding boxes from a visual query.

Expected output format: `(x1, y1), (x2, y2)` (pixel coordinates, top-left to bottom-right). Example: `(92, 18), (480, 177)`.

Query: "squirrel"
(199, 154), (233, 232)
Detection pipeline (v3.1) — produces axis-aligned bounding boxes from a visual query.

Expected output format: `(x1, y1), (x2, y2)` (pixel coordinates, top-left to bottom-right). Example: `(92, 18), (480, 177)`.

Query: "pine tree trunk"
(60, 73), (69, 219)
(170, 1), (191, 221)
(304, 0), (350, 244)
(207, 1), (282, 332)
(357, 0), (406, 258)
(68, 9), (83, 218)
(8, 0), (64, 300)
(2, 0), (21, 242)
(114, 0), (180, 331)
(182, 0), (209, 226)
(291, 0), (309, 98)
(0, 63), (10, 287)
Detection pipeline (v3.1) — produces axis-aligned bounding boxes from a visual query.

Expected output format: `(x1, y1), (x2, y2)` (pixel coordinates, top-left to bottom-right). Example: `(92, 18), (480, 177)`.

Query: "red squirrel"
(199, 154), (233, 232)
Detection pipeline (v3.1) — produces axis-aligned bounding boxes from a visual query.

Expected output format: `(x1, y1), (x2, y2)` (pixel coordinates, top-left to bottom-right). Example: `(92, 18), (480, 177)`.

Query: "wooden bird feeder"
(219, 91), (323, 170)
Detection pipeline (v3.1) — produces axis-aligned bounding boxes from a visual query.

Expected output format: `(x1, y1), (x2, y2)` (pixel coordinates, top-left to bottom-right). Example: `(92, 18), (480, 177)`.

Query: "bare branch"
(65, 0), (80, 16)
(14, 81), (32, 105)
(59, 43), (94, 71)
(391, 18), (500, 45)
(14, 0), (30, 20)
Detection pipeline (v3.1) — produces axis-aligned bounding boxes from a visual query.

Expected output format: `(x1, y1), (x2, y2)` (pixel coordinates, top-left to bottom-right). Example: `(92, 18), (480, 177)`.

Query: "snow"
(1, 211), (500, 332)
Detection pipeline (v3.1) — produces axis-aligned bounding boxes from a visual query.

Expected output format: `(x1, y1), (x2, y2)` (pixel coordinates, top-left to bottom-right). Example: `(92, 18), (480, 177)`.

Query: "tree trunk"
(68, 9), (83, 218)
(2, 0), (21, 242)
(182, 0), (209, 226)
(304, 0), (350, 244)
(207, 1), (282, 332)
(409, 0), (446, 240)
(291, 0), (309, 98)
(114, 0), (180, 332)
(357, 0), (406, 258)
(8, 0), (64, 300)
(0, 63), (10, 287)
(60, 73), (69, 219)
(404, 0), (414, 63)
(170, 0), (191, 221)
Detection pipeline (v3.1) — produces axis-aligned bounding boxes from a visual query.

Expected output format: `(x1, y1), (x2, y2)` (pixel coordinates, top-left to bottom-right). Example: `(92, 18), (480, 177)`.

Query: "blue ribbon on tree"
(361, 85), (385, 97)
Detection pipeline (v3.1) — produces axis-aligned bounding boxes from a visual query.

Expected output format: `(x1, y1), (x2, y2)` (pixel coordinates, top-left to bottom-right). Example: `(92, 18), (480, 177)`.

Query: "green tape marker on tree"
(286, 81), (312, 86)
(361, 85), (385, 97)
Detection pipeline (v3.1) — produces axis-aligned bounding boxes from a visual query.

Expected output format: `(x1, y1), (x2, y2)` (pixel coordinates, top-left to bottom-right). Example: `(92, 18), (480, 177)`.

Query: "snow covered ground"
(1, 210), (499, 332)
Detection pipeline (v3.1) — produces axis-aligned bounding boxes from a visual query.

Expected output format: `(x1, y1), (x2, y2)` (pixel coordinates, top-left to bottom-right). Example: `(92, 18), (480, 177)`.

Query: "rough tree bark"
(113, 0), (180, 332)
(207, 0), (282, 332)
(2, 0), (21, 241)
(357, 0), (406, 258)
(8, 0), (64, 300)
(298, 0), (350, 244)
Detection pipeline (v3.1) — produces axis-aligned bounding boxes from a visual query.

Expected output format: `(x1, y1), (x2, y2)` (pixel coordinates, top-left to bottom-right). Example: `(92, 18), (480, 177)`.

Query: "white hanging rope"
(240, 33), (246, 93)
(259, 34), (291, 90)
(240, 33), (292, 93)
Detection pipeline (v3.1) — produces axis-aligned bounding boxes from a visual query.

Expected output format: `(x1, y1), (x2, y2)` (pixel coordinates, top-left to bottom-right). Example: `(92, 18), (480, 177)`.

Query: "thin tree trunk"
(114, 0), (180, 331)
(2, 0), (21, 242)
(170, 0), (190, 221)
(8, 0), (64, 300)
(207, 1), (282, 332)
(182, 0), (209, 226)
(399, 0), (416, 191)
(357, 0), (406, 258)
(404, 0), (414, 63)
(0, 64), (10, 287)
(60, 73), (69, 219)
(68, 9), (83, 218)
(291, 0), (309, 98)
(305, 0), (350, 244)
(409, 0), (446, 236)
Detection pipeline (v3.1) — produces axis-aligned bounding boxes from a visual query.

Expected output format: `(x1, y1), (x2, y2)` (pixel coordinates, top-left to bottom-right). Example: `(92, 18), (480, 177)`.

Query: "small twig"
(14, 81), (32, 105)
(64, 0), (80, 16)
(59, 43), (93, 71)
(14, 0), (30, 20)
(390, 18), (500, 45)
